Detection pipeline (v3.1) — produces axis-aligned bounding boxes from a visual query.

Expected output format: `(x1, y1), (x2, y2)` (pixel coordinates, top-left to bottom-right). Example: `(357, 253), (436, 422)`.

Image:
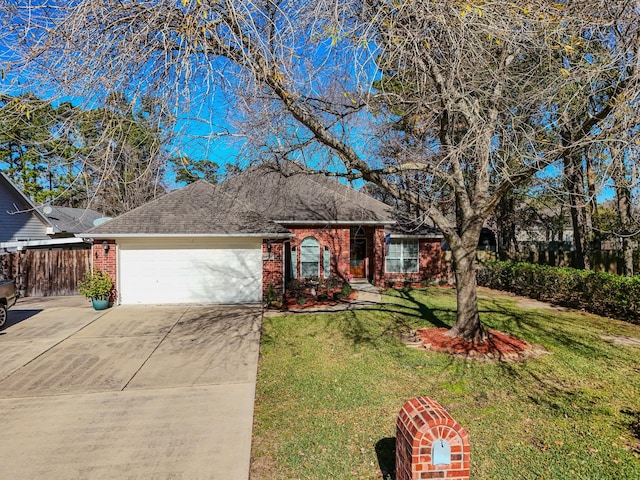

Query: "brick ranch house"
(83, 163), (443, 305)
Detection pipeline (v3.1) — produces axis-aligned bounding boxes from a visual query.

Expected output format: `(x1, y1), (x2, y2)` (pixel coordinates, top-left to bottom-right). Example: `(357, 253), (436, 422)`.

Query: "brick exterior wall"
(262, 239), (284, 300)
(396, 397), (470, 480)
(90, 240), (117, 302)
(371, 227), (386, 287)
(94, 231), (444, 304)
(280, 227), (443, 292)
(93, 239), (286, 304)
(286, 227), (351, 281)
(384, 238), (443, 288)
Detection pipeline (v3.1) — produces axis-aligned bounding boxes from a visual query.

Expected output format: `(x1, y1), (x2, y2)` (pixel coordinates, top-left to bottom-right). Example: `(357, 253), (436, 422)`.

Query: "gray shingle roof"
(40, 206), (104, 234)
(87, 180), (290, 236)
(86, 163), (395, 236)
(220, 163), (393, 224)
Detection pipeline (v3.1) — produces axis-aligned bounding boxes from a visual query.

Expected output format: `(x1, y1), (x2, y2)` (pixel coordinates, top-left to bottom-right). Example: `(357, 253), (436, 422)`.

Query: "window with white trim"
(300, 237), (320, 278)
(385, 238), (419, 273)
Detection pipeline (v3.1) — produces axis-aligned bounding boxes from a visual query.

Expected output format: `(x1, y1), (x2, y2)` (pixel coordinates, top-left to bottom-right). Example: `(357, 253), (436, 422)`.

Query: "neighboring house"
(0, 172), (53, 244)
(0, 171), (105, 296)
(84, 163), (443, 305)
(0, 171), (104, 250)
(515, 227), (574, 253)
(39, 205), (106, 240)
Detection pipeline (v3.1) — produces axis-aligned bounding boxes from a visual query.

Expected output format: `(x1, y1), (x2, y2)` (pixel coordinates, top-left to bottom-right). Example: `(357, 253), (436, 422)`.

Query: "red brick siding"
(96, 232), (442, 304)
(91, 240), (117, 302)
(262, 240), (284, 299)
(384, 238), (442, 287)
(396, 396), (470, 480)
(287, 227), (351, 281)
(371, 227), (386, 287)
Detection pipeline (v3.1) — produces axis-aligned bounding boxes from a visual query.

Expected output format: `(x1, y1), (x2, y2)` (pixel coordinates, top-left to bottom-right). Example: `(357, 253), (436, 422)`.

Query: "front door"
(350, 238), (367, 278)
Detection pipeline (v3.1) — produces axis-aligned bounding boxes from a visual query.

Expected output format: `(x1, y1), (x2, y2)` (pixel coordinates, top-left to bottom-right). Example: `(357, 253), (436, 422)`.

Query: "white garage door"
(118, 238), (262, 304)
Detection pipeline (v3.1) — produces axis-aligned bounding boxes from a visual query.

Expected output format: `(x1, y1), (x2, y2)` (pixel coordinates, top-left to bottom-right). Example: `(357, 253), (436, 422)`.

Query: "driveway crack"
(120, 307), (189, 391)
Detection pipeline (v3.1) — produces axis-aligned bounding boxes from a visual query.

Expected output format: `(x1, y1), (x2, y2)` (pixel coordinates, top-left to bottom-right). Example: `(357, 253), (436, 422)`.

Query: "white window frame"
(385, 238), (419, 273)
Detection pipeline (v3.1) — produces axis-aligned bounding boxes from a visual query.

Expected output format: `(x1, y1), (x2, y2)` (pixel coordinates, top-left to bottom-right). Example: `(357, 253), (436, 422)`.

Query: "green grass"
(250, 287), (640, 479)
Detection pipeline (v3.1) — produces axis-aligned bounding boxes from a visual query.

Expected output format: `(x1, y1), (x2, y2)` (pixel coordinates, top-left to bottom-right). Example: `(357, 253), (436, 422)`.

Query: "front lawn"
(250, 287), (640, 479)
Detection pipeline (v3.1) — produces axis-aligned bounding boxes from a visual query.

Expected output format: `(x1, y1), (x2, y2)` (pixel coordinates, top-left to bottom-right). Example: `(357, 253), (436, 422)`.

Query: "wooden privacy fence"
(0, 248), (92, 297)
(497, 250), (640, 276)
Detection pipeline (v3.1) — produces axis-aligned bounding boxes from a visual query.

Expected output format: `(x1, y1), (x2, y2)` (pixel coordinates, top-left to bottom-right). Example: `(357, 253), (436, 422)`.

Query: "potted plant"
(78, 269), (114, 310)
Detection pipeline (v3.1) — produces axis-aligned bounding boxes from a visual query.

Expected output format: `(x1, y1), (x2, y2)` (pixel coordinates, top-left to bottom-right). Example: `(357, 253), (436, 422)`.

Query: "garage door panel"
(118, 239), (262, 305)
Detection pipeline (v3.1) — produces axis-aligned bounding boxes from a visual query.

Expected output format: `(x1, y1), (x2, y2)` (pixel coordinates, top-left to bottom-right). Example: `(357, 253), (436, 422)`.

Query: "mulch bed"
(414, 327), (545, 361)
(282, 291), (357, 310)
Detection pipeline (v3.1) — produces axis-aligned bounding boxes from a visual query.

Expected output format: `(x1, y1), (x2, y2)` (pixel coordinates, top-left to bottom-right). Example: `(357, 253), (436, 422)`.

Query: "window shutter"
(323, 246), (330, 279)
(291, 246), (297, 279)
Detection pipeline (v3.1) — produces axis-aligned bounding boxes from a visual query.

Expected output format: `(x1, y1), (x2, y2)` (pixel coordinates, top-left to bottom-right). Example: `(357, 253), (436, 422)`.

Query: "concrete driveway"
(0, 296), (261, 480)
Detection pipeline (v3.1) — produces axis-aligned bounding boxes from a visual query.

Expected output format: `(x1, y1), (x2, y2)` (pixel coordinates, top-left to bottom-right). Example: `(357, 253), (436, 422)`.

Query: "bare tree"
(609, 143), (640, 276)
(3, 0), (639, 342)
(71, 93), (171, 216)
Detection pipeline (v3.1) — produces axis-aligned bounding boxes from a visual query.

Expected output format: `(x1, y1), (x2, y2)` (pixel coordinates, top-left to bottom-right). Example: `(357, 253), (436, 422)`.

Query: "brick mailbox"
(396, 396), (470, 480)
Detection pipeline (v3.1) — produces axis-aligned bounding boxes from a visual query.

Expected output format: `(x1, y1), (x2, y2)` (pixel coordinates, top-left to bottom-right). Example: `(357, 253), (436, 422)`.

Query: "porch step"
(349, 280), (381, 294)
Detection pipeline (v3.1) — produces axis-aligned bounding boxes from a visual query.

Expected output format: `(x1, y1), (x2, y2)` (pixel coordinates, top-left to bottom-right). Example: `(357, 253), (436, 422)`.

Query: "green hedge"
(477, 261), (640, 324)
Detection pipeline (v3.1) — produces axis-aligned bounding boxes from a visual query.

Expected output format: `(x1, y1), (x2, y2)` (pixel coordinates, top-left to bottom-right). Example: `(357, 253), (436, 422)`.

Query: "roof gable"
(87, 180), (290, 236)
(0, 172), (52, 241)
(219, 163), (393, 224)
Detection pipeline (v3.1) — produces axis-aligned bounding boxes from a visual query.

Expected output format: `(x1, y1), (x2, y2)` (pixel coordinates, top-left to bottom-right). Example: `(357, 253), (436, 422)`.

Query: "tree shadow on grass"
(318, 288), (638, 408)
(477, 296), (632, 362)
(381, 288), (452, 329)
(332, 288), (632, 364)
(272, 288), (455, 349)
(621, 409), (640, 453)
(324, 288), (473, 349)
(328, 310), (384, 345)
(468, 295), (640, 419)
(384, 288), (624, 363)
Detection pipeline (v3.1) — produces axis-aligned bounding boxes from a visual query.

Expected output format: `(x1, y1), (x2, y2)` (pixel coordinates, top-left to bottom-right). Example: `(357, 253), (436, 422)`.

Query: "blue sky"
(0, 2), (633, 202)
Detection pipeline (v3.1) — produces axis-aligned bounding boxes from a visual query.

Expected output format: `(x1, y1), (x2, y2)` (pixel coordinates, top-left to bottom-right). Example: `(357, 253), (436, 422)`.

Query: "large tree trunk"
(622, 237), (634, 277)
(613, 151), (634, 276)
(585, 153), (598, 249)
(618, 189), (634, 276)
(496, 193), (519, 257)
(563, 152), (591, 270)
(446, 224), (489, 343)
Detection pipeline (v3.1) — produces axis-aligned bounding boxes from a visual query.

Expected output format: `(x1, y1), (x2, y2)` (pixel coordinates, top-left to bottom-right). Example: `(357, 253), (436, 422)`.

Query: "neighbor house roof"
(86, 180), (291, 238)
(38, 206), (105, 236)
(219, 162), (393, 225)
(0, 171), (105, 247)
